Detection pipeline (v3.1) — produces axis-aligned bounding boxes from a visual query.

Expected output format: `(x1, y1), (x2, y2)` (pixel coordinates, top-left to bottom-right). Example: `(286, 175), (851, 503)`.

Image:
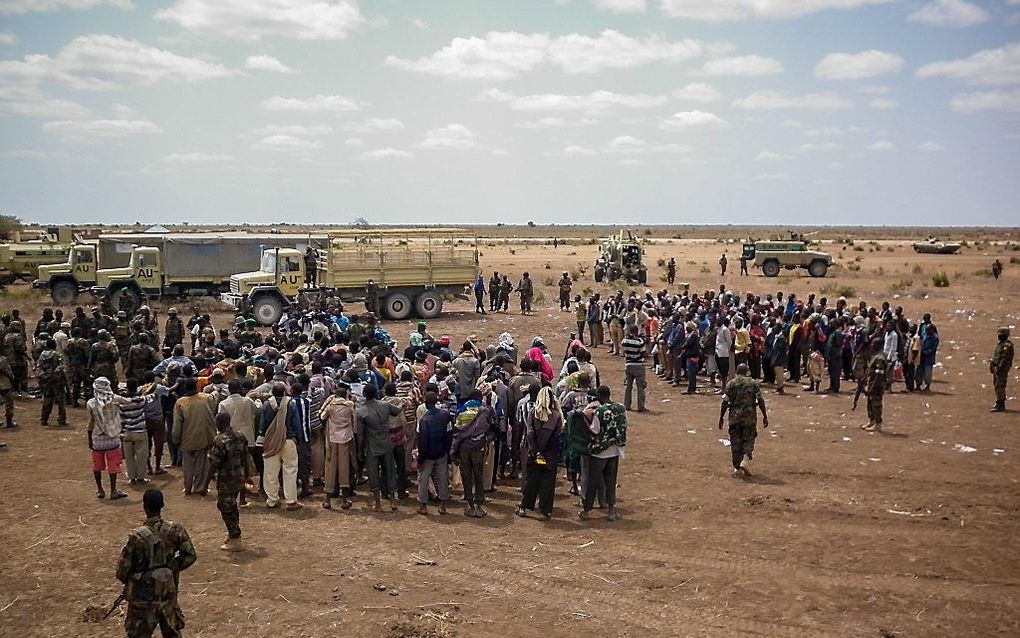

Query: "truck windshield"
(74, 249), (93, 263)
(261, 252), (277, 273)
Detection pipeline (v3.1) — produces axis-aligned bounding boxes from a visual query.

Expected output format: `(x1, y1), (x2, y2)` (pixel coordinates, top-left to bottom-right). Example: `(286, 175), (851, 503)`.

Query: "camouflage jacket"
(65, 337), (91, 368)
(3, 334), (27, 365)
(115, 516), (196, 602)
(90, 341), (119, 370)
(37, 350), (66, 386)
(127, 344), (160, 380)
(724, 376), (762, 427)
(164, 317), (184, 345)
(991, 340), (1014, 375)
(207, 429), (249, 488)
(866, 353), (888, 394)
(0, 355), (13, 390)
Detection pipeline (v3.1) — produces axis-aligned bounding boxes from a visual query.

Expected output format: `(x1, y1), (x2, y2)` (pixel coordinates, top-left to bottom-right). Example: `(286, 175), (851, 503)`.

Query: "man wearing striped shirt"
(121, 391), (151, 484)
(621, 325), (647, 412)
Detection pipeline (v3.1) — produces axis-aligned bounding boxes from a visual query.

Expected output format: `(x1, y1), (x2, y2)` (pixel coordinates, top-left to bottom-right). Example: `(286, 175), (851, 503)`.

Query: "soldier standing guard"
(3, 321), (28, 397)
(90, 330), (120, 392)
(0, 349), (17, 429)
(37, 338), (67, 427)
(862, 339), (888, 432)
(163, 308), (184, 352)
(207, 412), (252, 552)
(116, 489), (197, 638)
(718, 363), (768, 477)
(990, 327), (1014, 412)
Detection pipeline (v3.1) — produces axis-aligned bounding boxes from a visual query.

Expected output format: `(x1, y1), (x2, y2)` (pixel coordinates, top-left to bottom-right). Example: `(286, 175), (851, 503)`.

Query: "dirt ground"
(1, 228), (1019, 638)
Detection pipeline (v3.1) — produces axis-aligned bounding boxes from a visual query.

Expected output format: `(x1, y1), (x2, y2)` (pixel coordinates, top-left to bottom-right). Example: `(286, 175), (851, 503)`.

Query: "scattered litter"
(578, 540), (596, 549)
(686, 429), (697, 434)
(842, 437), (852, 443)
(993, 448), (1005, 456)
(661, 399), (672, 403)
(868, 458), (881, 462)
(373, 584), (387, 592)
(953, 444), (977, 453)
(887, 509), (928, 517)
(718, 439), (731, 446)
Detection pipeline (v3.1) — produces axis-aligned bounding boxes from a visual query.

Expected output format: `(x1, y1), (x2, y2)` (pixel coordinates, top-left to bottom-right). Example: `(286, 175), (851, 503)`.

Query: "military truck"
(33, 243), (98, 304)
(89, 232), (323, 309)
(742, 233), (833, 278)
(221, 229), (479, 325)
(0, 227), (83, 284)
(594, 230), (647, 285)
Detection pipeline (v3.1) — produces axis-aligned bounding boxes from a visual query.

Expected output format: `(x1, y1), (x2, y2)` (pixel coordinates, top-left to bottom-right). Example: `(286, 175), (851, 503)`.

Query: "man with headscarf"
(516, 386), (563, 520)
(86, 377), (132, 499)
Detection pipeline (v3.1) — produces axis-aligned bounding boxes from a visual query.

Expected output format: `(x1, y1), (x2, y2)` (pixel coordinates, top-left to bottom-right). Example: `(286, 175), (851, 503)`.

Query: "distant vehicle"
(742, 233), (833, 278)
(912, 238), (962, 255)
(0, 227), (82, 284)
(221, 229), (479, 326)
(594, 230), (647, 285)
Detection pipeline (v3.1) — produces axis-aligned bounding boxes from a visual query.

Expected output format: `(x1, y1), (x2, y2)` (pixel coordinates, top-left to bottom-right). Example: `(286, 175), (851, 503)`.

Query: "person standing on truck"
(304, 247), (318, 288)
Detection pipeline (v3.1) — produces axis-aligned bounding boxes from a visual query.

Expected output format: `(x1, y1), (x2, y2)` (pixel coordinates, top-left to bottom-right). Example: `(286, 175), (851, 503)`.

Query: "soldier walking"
(37, 338), (67, 427)
(163, 308), (184, 353)
(90, 330), (120, 392)
(992, 259), (1003, 280)
(3, 321), (28, 397)
(126, 334), (161, 397)
(719, 253), (728, 277)
(115, 488), (197, 638)
(666, 258), (676, 285)
(0, 349), (16, 429)
(718, 363), (769, 477)
(990, 327), (1014, 412)
(207, 412), (251, 551)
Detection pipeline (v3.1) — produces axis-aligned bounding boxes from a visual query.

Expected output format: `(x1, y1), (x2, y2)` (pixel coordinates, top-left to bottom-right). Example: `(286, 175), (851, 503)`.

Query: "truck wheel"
(415, 291), (443, 319)
(253, 296), (283, 326)
(51, 281), (78, 305)
(762, 260), (780, 277)
(808, 260), (828, 278)
(383, 292), (413, 321)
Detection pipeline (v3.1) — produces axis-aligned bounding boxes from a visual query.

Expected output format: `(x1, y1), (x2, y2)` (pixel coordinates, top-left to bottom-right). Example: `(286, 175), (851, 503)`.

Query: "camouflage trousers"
(41, 384), (66, 426)
(867, 392), (883, 424)
(0, 389), (13, 424)
(125, 599), (184, 638)
(10, 365), (27, 392)
(728, 422), (757, 469)
(994, 371), (1008, 403)
(216, 485), (241, 539)
(67, 368), (88, 404)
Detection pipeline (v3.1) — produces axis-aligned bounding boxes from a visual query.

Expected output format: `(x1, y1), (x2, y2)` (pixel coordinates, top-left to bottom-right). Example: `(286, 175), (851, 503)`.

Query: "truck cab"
(93, 246), (163, 309)
(223, 248), (305, 325)
(34, 244), (97, 304)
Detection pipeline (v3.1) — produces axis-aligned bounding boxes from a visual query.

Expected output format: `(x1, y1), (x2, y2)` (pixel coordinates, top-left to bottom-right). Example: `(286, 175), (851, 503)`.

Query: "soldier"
(126, 334), (161, 397)
(557, 271), (572, 311)
(719, 253), (728, 276)
(134, 306), (159, 345)
(3, 321), (29, 397)
(991, 259), (1003, 280)
(861, 340), (888, 432)
(365, 279), (380, 315)
(666, 257), (676, 285)
(718, 363), (768, 477)
(498, 275), (512, 312)
(517, 272), (534, 315)
(37, 338), (67, 427)
(65, 327), (91, 407)
(163, 308), (184, 352)
(9, 309), (27, 340)
(739, 254), (749, 276)
(0, 348), (16, 429)
(115, 488), (197, 638)
(207, 412), (251, 551)
(31, 331), (49, 368)
(46, 309), (65, 337)
(990, 327), (1014, 412)
(236, 293), (253, 319)
(91, 306), (111, 338)
(488, 271), (500, 312)
(90, 330), (120, 392)
(114, 312), (133, 363)
(238, 319), (263, 348)
(304, 246), (318, 288)
(71, 306), (93, 339)
(118, 287), (135, 314)
(35, 308), (55, 338)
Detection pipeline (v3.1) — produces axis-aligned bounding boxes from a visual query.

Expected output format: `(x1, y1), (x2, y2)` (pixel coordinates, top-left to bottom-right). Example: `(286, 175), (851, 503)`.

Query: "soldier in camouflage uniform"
(64, 327), (92, 407)
(46, 309), (64, 337)
(237, 293), (253, 319)
(3, 321), (29, 396)
(163, 308), (184, 352)
(114, 311), (133, 364)
(990, 327), (1014, 412)
(207, 412), (251, 551)
(31, 331), (50, 368)
(90, 330), (120, 392)
(0, 350), (16, 428)
(133, 306), (159, 345)
(37, 339), (67, 427)
(862, 342), (888, 432)
(71, 306), (93, 340)
(91, 307), (111, 339)
(116, 489), (197, 638)
(238, 319), (263, 348)
(719, 363), (769, 477)
(126, 334), (161, 397)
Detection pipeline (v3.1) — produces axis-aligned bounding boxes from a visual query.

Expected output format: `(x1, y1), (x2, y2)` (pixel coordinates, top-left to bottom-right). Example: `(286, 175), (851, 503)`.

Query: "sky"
(0, 0), (1018, 226)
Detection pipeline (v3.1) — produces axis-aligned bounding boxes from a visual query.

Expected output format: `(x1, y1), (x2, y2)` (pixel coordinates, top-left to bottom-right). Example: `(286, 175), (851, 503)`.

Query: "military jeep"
(742, 234), (832, 278)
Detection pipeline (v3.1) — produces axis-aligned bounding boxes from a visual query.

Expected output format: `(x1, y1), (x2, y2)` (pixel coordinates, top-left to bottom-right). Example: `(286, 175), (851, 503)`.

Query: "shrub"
(569, 269), (582, 282)
(890, 279), (913, 291)
(912, 264), (923, 275)
(643, 228), (652, 236)
(847, 263), (861, 272)
(821, 283), (856, 298)
(582, 286), (593, 296)
(700, 266), (710, 274)
(543, 262), (551, 269)
(1011, 256), (1020, 264)
(974, 268), (993, 278)
(533, 290), (545, 302)
(686, 260), (697, 265)
(853, 246), (864, 252)
(656, 258), (666, 267)
(932, 272), (950, 287)
(886, 246), (894, 252)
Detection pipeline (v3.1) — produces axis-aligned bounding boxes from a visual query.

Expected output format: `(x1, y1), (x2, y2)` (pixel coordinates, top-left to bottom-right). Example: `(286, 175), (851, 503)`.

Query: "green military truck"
(0, 227), (83, 284)
(742, 234), (833, 278)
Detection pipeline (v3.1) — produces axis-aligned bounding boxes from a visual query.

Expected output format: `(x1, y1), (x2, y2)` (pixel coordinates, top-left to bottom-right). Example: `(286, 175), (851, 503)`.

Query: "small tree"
(352, 217), (371, 229)
(0, 213), (22, 240)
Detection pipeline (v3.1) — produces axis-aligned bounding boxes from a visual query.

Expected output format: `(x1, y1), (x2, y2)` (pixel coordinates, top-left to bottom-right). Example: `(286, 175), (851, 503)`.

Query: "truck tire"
(808, 260), (828, 278)
(415, 291), (443, 319)
(51, 280), (78, 305)
(253, 296), (283, 326)
(762, 260), (780, 277)
(383, 292), (413, 321)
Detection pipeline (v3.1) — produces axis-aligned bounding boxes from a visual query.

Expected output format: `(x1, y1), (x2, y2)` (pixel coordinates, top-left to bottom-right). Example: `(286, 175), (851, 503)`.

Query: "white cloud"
(345, 117), (405, 133)
(510, 90), (667, 114)
(659, 0), (894, 21)
(868, 139), (897, 151)
(0, 85), (89, 118)
(918, 141), (946, 152)
(248, 124), (334, 137)
(1, 149), (48, 159)
(0, 31), (17, 46)
(672, 82), (722, 102)
(476, 87), (516, 102)
(659, 109), (729, 130)
(870, 97), (900, 109)
(594, 0), (647, 12)
(815, 50), (904, 80)
(734, 91), (855, 109)
(156, 0), (364, 42)
(793, 142), (843, 153)
(916, 43), (1020, 86)
(950, 89), (1020, 113)
(753, 173), (791, 181)
(560, 145), (600, 156)
(245, 55), (298, 74)
(517, 117), (598, 129)
(251, 134), (320, 153)
(0, 0), (131, 15)
(755, 151), (791, 161)
(163, 152), (233, 163)
(604, 136), (693, 155)
(858, 85), (891, 94)
(701, 54), (784, 76)
(259, 94), (365, 113)
(0, 34), (235, 91)
(43, 118), (162, 142)
(418, 123), (480, 150)
(411, 18), (428, 30)
(386, 30), (710, 79)
(358, 147), (413, 160)
(908, 0), (989, 27)
(344, 137), (364, 146)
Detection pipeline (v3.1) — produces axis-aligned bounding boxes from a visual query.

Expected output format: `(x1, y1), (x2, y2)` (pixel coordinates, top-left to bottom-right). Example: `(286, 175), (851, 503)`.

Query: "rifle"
(852, 383), (864, 411)
(102, 589), (127, 620)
